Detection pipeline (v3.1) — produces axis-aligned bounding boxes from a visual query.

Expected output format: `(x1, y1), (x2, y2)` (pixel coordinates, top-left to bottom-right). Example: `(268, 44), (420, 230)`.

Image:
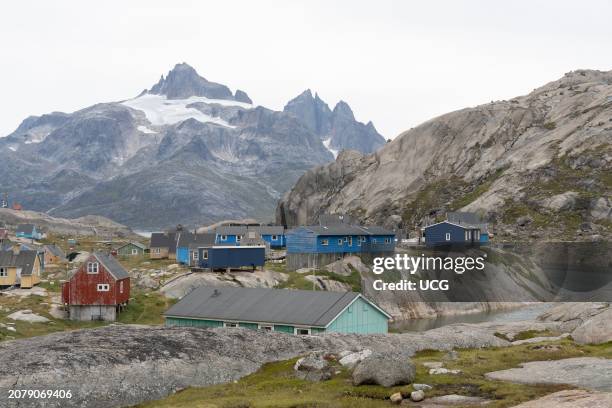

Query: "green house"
(116, 241), (147, 257)
(164, 287), (391, 335)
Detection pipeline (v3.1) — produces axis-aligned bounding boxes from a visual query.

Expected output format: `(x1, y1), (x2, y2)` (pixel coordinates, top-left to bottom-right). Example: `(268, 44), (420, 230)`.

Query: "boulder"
(410, 390), (425, 402)
(571, 308), (612, 345)
(412, 383), (432, 391)
(352, 352), (415, 387)
(338, 349), (372, 368)
(543, 191), (578, 211)
(390, 392), (403, 404)
(294, 351), (335, 381)
(429, 368), (462, 375)
(137, 275), (159, 290)
(590, 197), (612, 221)
(426, 394), (491, 406)
(7, 309), (50, 323)
(516, 215), (533, 227)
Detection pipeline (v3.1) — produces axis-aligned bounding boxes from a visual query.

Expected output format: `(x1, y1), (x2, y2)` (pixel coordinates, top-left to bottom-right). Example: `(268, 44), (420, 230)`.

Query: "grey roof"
(117, 241), (147, 250)
(318, 214), (357, 226)
(0, 249), (38, 276)
(177, 232), (216, 248)
(294, 225), (395, 236)
(44, 244), (65, 258)
(93, 252), (130, 280)
(215, 226), (248, 235)
(248, 226), (285, 235)
(150, 232), (178, 253)
(164, 287), (387, 327)
(16, 224), (34, 234)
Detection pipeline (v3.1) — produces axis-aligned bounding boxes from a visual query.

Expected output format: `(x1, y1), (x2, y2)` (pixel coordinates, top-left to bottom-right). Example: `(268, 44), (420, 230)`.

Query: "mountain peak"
(332, 100), (355, 120)
(146, 63), (247, 102)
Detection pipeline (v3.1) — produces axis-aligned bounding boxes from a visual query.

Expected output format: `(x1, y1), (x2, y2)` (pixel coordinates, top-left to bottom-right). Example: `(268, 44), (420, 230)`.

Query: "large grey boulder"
(511, 389), (612, 408)
(591, 197), (612, 221)
(352, 352), (416, 387)
(294, 351), (335, 381)
(571, 308), (612, 344)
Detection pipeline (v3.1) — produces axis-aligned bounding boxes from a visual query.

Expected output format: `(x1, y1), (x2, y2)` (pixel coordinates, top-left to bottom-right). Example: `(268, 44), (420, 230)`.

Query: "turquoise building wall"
(326, 297), (388, 334)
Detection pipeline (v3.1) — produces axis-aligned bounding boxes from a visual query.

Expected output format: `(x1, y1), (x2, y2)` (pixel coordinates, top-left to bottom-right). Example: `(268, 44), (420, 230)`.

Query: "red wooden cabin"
(62, 252), (131, 321)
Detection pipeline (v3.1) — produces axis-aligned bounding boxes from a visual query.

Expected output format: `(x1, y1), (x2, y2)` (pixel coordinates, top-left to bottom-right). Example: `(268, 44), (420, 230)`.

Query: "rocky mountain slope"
(277, 69), (612, 240)
(0, 63), (384, 229)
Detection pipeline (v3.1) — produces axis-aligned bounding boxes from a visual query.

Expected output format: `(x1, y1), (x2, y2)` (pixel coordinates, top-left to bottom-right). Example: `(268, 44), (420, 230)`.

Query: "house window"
(223, 322), (239, 328)
(445, 233), (451, 241)
(119, 281), (124, 294)
(259, 324), (274, 331)
(348, 237), (353, 246)
(294, 328), (311, 335)
(338, 238), (343, 245)
(154, 248), (160, 254)
(220, 235), (227, 241)
(87, 262), (99, 274)
(344, 236), (349, 242)
(360, 236), (366, 242)
(271, 235), (278, 241)
(97, 283), (109, 292)
(321, 239), (329, 246)
(131, 248), (138, 255)
(0, 267), (7, 277)
(384, 238), (391, 244)
(236, 235), (243, 242)
(372, 238), (377, 243)
(203, 250), (208, 260)
(193, 251), (199, 261)
(476, 230), (480, 240)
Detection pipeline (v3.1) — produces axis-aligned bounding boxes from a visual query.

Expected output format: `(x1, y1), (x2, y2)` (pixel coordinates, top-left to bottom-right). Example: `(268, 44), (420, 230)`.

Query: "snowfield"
(121, 94), (252, 127)
(323, 138), (339, 158)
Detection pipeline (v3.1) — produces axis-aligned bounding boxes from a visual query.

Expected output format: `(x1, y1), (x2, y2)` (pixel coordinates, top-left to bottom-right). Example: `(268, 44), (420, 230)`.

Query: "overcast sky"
(2, 0), (612, 139)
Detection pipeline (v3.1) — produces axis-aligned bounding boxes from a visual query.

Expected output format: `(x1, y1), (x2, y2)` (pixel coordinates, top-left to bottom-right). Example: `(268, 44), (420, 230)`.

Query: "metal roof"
(446, 212), (488, 232)
(93, 252), (130, 280)
(44, 244), (65, 258)
(0, 249), (38, 276)
(177, 232), (216, 248)
(164, 287), (386, 327)
(117, 241), (147, 250)
(248, 226), (285, 235)
(150, 232), (178, 253)
(290, 225), (395, 236)
(215, 226), (249, 235)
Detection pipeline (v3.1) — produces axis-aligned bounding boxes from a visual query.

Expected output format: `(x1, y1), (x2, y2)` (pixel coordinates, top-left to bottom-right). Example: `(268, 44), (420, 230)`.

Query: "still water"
(391, 303), (554, 332)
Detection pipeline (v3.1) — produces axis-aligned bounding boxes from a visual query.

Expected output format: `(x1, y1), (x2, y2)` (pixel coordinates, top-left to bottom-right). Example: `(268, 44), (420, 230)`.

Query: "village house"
(43, 244), (65, 265)
(61, 252), (131, 321)
(215, 225), (286, 248)
(164, 287), (391, 334)
(0, 246), (43, 288)
(285, 224), (396, 270)
(15, 224), (43, 240)
(149, 232), (178, 260)
(422, 212), (489, 247)
(176, 232), (216, 264)
(116, 241), (147, 257)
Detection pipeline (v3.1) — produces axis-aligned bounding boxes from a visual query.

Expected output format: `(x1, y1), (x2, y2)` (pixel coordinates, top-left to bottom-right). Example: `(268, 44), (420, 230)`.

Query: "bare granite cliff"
(277, 70), (612, 240)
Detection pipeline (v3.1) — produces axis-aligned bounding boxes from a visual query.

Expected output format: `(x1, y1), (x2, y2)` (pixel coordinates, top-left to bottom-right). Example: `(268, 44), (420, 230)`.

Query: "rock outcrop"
(277, 69), (612, 240)
(0, 323), (508, 407)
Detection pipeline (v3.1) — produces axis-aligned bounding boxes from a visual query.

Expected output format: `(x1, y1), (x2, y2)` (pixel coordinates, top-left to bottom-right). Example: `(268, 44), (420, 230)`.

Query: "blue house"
(285, 224), (395, 270)
(176, 232), (216, 264)
(165, 287), (391, 335)
(15, 224), (42, 240)
(423, 221), (481, 247)
(447, 212), (489, 244)
(215, 225), (286, 248)
(287, 225), (395, 254)
(189, 245), (266, 271)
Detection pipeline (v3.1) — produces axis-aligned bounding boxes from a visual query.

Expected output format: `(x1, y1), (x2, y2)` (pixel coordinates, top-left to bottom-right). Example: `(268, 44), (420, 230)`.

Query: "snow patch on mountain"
(122, 94), (250, 127)
(137, 125), (157, 134)
(323, 138), (339, 158)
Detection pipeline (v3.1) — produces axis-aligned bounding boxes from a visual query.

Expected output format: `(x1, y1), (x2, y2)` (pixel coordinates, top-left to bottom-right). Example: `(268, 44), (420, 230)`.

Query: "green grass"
(118, 291), (176, 325)
(493, 329), (559, 342)
(0, 288), (174, 341)
(272, 261), (362, 292)
(138, 339), (612, 408)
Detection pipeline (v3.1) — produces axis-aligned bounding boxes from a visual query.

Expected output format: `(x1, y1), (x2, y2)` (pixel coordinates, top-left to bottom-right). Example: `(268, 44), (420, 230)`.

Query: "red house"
(62, 252), (131, 321)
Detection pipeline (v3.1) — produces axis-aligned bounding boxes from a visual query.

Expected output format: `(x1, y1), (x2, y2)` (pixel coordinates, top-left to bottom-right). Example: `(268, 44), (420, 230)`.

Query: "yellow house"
(0, 248), (43, 288)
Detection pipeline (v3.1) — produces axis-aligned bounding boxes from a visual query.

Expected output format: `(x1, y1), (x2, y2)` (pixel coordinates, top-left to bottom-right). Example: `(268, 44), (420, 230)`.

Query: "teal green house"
(164, 287), (390, 335)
